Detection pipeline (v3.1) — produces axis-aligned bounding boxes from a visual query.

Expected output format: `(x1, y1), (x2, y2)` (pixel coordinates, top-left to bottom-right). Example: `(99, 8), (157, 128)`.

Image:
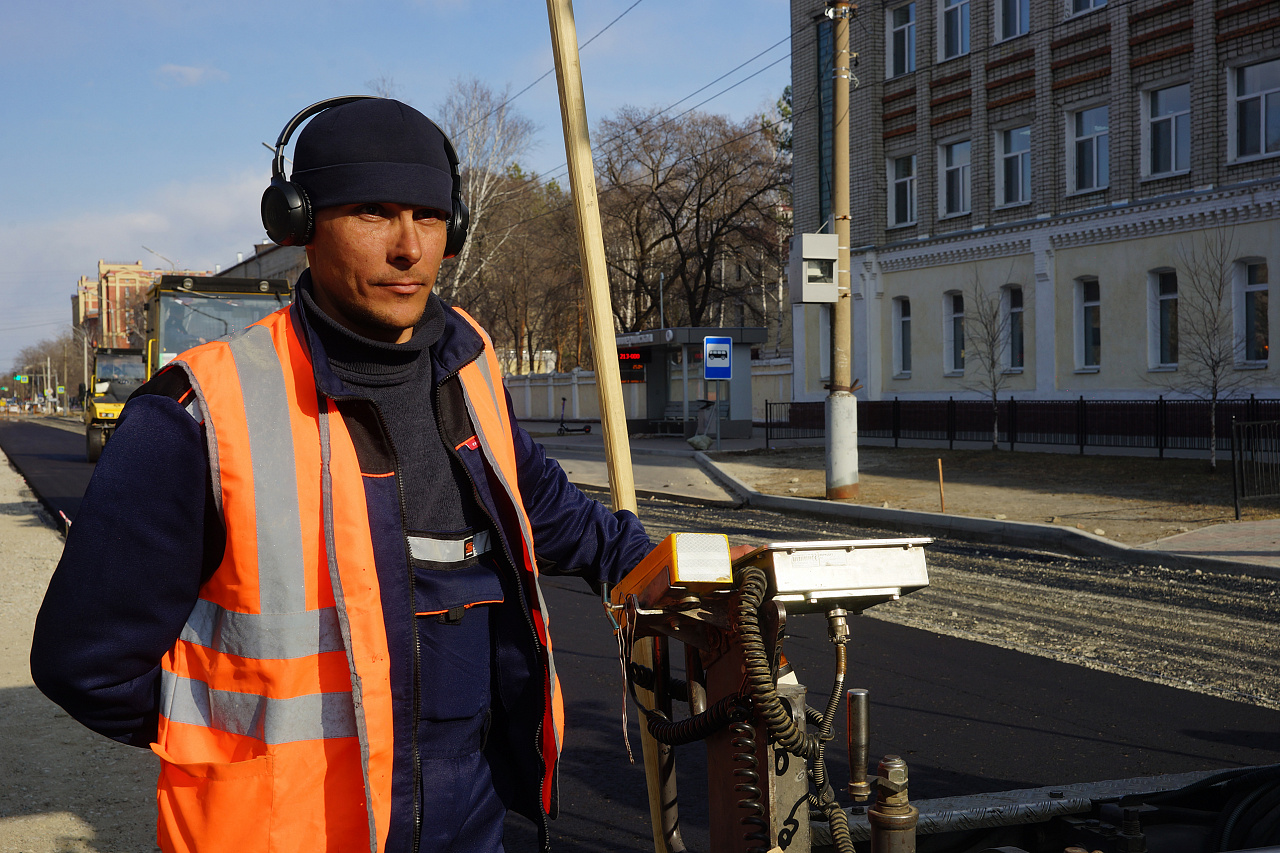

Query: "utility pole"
(826, 0), (859, 499)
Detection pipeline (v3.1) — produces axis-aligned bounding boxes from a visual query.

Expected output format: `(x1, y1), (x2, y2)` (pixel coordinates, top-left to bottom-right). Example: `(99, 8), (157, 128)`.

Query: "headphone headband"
(261, 95), (470, 253)
(270, 95), (376, 182)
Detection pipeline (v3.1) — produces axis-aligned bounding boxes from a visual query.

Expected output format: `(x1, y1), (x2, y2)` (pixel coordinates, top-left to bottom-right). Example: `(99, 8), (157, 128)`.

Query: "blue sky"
(0, 0), (791, 367)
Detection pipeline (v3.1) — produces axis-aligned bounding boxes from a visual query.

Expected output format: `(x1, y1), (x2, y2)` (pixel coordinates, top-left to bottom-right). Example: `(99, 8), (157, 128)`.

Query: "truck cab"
(143, 275), (291, 378)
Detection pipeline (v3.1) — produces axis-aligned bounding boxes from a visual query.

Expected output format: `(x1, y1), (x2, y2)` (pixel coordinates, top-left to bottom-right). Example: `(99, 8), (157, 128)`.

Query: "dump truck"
(142, 274), (291, 378)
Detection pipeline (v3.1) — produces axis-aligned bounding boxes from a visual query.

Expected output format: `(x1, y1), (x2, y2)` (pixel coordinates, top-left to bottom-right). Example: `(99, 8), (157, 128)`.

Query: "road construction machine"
(83, 347), (146, 462)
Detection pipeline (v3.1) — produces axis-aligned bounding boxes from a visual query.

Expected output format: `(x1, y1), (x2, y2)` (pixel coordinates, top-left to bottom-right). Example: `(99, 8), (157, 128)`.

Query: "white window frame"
(940, 0), (970, 61)
(887, 3), (917, 79)
(1067, 104), (1110, 194)
(1235, 259), (1270, 365)
(1075, 277), (1101, 370)
(1148, 268), (1179, 369)
(944, 290), (965, 375)
(1068, 0), (1105, 17)
(939, 139), (972, 217)
(888, 154), (918, 227)
(1143, 83), (1191, 178)
(996, 0), (1029, 41)
(1003, 285), (1025, 371)
(1229, 58), (1280, 163)
(893, 296), (913, 377)
(995, 124), (1031, 207)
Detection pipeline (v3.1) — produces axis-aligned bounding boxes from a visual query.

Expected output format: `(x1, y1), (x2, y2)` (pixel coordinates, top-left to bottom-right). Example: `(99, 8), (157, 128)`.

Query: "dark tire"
(557, 427), (566, 436)
(583, 425), (591, 434)
(86, 426), (105, 463)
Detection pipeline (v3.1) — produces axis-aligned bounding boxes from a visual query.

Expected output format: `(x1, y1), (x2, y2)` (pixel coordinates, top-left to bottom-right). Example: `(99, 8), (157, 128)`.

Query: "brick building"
(789, 0), (1280, 403)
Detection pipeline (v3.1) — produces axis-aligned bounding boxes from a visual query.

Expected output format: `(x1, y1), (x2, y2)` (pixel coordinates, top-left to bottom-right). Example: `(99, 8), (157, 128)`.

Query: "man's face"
(306, 202), (449, 344)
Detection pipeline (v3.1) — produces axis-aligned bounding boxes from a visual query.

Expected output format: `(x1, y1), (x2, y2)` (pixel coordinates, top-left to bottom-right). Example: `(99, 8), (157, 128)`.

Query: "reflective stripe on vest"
(156, 316), (392, 853)
(454, 310), (565, 811)
(160, 324), (346, 741)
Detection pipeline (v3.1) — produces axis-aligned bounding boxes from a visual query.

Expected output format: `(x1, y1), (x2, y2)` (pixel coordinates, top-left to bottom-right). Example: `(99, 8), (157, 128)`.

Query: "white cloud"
(155, 64), (229, 88)
(0, 170), (269, 365)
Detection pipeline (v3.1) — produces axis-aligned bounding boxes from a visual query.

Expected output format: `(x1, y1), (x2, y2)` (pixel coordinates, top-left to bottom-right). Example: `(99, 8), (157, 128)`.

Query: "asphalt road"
(3, 418), (1278, 853)
(0, 419), (89, 526)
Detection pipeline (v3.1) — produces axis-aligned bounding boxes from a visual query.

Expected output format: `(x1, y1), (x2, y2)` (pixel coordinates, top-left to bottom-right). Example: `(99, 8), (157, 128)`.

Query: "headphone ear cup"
(261, 178), (314, 246)
(445, 196), (469, 259)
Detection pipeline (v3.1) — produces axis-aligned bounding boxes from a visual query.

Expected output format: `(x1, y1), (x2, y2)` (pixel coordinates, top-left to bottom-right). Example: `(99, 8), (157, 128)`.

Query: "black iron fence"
(764, 396), (1280, 456)
(1231, 419), (1280, 519)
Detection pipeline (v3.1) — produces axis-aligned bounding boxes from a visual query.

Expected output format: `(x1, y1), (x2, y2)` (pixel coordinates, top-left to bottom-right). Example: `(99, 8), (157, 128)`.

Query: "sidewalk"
(527, 425), (1280, 580)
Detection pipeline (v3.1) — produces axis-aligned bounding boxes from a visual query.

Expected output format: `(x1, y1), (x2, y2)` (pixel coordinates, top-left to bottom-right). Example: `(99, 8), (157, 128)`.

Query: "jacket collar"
(290, 268), (486, 400)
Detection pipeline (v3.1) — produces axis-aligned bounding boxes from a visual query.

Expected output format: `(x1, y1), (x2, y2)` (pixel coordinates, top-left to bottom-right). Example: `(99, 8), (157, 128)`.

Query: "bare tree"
(364, 74), (398, 99)
(960, 266), (1021, 450)
(596, 108), (789, 329)
(1155, 226), (1257, 470)
(433, 77), (537, 303)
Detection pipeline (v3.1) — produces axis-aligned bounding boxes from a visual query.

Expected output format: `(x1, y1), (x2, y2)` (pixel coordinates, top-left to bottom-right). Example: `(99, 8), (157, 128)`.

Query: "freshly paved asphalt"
(3, 417), (1278, 852)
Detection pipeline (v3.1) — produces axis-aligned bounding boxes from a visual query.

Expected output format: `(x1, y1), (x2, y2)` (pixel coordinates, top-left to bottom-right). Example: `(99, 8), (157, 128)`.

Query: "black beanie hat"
(291, 99), (454, 212)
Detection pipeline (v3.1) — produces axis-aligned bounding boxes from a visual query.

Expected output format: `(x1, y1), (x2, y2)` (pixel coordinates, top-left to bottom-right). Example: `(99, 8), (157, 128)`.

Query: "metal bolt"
(879, 755), (908, 786)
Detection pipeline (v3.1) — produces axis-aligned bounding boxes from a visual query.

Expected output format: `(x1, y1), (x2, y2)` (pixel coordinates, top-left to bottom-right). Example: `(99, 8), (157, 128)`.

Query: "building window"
(1233, 58), (1280, 160)
(1005, 285), (1024, 369)
(1070, 0), (1105, 13)
(998, 0), (1029, 40)
(997, 125), (1031, 205)
(1077, 277), (1101, 368)
(1070, 105), (1109, 192)
(889, 155), (917, 226)
(1238, 261), (1270, 363)
(1147, 84), (1190, 176)
(1150, 269), (1178, 367)
(941, 140), (971, 216)
(945, 291), (965, 373)
(889, 4), (916, 78)
(894, 297), (913, 375)
(942, 0), (970, 60)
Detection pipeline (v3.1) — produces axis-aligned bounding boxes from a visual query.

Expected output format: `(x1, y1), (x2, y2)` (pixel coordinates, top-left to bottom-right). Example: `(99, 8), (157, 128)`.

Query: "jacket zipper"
(373, 398), (424, 853)
(329, 393), (423, 853)
(435, 363), (552, 829)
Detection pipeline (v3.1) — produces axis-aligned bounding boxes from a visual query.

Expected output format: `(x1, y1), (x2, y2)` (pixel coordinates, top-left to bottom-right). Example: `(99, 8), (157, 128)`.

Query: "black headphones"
(260, 95), (470, 257)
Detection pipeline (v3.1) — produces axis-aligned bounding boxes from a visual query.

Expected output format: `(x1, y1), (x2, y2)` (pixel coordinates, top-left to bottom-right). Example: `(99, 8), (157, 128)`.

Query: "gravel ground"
(0, 455), (159, 852)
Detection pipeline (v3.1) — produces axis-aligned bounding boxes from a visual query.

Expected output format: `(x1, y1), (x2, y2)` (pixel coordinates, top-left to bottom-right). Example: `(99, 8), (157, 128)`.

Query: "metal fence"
(763, 400), (825, 443)
(1231, 419), (1280, 519)
(764, 396), (1280, 456)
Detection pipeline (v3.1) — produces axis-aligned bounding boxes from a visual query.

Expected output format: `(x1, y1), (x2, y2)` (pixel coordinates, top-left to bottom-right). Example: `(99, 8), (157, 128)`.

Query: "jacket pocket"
(152, 744), (274, 852)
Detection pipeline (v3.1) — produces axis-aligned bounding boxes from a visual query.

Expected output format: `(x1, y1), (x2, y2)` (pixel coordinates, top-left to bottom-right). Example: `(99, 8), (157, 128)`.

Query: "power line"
(461, 0), (648, 136)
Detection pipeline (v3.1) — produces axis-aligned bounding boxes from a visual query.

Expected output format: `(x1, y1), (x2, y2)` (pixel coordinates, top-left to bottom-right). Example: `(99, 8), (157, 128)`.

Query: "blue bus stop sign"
(703, 336), (732, 380)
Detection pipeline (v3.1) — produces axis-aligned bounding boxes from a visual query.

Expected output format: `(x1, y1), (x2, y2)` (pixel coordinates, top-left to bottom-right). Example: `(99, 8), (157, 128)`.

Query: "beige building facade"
(790, 0), (1280, 403)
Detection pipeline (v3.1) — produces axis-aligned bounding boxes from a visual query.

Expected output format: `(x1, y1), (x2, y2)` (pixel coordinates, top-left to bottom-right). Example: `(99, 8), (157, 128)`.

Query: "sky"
(0, 0), (791, 368)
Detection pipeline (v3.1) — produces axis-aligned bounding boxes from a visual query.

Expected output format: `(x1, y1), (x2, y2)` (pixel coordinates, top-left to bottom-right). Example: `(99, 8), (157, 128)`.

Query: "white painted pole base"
(826, 392), (859, 499)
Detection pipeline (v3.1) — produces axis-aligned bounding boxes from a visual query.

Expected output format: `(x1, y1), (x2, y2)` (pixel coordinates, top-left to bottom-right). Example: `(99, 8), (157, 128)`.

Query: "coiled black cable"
(730, 716), (770, 853)
(733, 563), (855, 853)
(645, 693), (750, 746)
(734, 564), (820, 758)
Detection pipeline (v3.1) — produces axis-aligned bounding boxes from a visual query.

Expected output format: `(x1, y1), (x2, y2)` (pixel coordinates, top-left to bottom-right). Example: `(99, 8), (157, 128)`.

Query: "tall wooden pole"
(826, 0), (860, 499)
(544, 3), (680, 852)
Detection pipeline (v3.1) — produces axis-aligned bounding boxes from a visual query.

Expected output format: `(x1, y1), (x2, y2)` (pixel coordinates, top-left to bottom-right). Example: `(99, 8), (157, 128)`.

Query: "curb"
(689, 452), (1280, 582)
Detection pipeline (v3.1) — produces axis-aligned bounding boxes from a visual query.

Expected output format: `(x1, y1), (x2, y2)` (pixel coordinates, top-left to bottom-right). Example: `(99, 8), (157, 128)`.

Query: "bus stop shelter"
(614, 326), (767, 438)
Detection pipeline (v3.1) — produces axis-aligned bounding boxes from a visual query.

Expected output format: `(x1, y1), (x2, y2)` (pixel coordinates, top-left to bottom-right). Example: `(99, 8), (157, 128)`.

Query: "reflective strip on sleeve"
(180, 599), (344, 660)
(227, 325), (307, 615)
(160, 671), (357, 744)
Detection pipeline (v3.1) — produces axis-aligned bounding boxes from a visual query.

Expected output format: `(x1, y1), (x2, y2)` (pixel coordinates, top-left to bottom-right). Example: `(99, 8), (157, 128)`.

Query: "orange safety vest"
(151, 307), (564, 852)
